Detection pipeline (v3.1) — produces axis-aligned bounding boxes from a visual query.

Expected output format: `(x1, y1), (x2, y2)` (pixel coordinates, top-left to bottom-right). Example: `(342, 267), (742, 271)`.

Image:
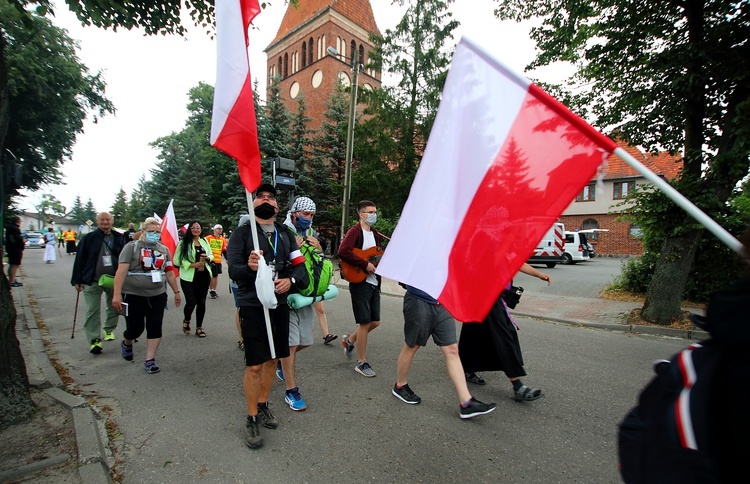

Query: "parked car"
(562, 231), (591, 265)
(25, 232), (45, 249)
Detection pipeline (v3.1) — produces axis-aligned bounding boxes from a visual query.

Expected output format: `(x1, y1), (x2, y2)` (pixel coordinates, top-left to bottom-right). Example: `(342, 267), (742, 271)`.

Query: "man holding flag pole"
(211, 0), (311, 450)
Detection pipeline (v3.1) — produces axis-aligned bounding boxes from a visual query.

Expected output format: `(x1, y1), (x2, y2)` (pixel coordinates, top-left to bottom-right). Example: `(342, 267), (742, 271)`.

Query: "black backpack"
(618, 278), (750, 483)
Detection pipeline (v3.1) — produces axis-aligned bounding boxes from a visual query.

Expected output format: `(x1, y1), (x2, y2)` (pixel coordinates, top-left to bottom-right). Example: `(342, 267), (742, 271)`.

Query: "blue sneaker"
(285, 387), (307, 411)
(276, 361), (285, 381)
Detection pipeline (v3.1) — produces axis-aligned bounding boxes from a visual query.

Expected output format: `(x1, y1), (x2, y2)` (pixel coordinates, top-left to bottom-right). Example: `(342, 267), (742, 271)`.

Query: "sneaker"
(284, 387), (307, 411)
(342, 334), (355, 360)
(355, 361), (376, 378)
(121, 340), (133, 361)
(238, 340), (244, 351)
(257, 402), (279, 429)
(9, 281), (23, 287)
(90, 339), (103, 354)
(392, 384), (421, 404)
(103, 330), (116, 341)
(275, 361), (285, 381)
(244, 416), (263, 449)
(209, 290), (218, 299)
(144, 359), (160, 374)
(460, 398), (497, 419)
(323, 333), (338, 345)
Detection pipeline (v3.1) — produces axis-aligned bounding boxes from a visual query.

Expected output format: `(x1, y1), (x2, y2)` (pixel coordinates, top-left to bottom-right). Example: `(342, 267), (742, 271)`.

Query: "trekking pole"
(71, 290), (80, 339)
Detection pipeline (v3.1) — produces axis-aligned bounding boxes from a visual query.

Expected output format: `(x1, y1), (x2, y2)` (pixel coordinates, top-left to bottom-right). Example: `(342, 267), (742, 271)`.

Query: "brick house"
(265, 0), (382, 131)
(559, 140), (682, 256)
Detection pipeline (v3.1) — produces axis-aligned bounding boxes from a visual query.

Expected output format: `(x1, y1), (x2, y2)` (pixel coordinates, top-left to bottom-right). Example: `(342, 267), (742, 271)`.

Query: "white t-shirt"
(361, 229), (378, 286)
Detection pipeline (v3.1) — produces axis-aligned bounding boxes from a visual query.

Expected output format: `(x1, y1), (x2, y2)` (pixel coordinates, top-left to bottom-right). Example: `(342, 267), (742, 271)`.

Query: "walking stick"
(71, 290), (80, 339)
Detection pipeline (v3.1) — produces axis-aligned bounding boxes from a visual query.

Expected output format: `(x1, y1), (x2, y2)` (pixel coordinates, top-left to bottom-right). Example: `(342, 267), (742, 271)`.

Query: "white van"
(527, 223), (565, 268)
(562, 231), (591, 264)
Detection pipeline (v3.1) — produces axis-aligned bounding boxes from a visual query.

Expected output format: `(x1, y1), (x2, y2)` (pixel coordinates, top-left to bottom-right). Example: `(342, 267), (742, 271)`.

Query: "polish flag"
(210, 0), (262, 193)
(376, 37), (618, 322)
(160, 200), (180, 275)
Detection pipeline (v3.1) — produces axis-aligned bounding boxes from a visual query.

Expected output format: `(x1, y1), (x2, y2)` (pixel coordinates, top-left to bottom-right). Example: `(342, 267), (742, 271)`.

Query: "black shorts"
(349, 281), (380, 324)
(240, 305), (290, 366)
(211, 261), (223, 275)
(7, 250), (22, 265)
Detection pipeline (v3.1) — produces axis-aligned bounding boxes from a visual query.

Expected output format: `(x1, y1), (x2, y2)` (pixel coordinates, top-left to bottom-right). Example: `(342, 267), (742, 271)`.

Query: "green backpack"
(298, 242), (334, 297)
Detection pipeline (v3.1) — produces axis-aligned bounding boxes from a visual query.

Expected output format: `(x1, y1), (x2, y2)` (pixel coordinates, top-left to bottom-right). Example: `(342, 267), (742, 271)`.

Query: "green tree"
(310, 81), (350, 243)
(125, 174), (149, 225)
(360, 0), (458, 214)
(68, 195), (86, 225)
(494, 0), (750, 324)
(288, 95), (313, 196)
(110, 187), (128, 227)
(84, 198), (96, 224)
(34, 193), (65, 222)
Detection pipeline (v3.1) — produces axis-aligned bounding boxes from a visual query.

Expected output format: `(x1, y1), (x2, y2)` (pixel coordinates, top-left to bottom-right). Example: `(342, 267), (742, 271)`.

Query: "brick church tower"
(265, 0), (382, 131)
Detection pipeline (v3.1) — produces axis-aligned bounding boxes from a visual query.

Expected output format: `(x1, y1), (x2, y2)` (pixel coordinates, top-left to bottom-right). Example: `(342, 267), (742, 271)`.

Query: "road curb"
(13, 283), (113, 484)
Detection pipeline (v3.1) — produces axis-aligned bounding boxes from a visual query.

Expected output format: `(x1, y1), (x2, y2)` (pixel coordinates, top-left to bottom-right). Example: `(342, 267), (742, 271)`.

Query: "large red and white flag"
(377, 37), (618, 322)
(210, 0), (262, 193)
(160, 200), (180, 273)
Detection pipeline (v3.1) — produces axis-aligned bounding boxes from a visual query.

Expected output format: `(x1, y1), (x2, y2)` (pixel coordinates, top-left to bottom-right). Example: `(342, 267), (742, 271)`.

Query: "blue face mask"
(145, 232), (160, 244)
(295, 215), (313, 231)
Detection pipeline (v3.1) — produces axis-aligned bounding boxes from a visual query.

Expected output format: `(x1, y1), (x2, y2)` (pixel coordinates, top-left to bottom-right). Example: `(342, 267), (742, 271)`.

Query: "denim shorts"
(402, 293), (456, 347)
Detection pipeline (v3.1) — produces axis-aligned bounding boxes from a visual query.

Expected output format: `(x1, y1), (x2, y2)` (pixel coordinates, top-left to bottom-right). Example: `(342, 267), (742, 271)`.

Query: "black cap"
(254, 183), (277, 197)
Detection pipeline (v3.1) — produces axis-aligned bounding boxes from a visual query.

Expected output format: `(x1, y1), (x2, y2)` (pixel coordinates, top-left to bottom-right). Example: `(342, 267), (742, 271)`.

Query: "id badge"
(102, 255), (113, 267)
(151, 271), (162, 283)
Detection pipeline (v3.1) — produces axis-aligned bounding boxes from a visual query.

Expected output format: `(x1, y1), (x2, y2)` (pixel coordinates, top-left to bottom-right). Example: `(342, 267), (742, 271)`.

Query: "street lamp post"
(327, 46), (360, 242)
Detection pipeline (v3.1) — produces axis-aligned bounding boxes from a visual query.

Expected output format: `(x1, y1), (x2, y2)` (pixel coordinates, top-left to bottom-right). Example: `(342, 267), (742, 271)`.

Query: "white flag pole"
(614, 147), (743, 255)
(245, 189), (276, 359)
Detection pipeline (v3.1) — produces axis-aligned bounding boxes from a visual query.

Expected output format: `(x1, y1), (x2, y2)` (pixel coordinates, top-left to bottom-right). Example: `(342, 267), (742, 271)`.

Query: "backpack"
(617, 311), (750, 483)
(298, 242), (333, 297)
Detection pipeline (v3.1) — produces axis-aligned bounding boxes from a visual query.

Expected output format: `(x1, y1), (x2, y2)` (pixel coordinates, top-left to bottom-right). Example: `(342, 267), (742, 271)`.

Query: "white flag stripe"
(377, 37), (529, 298)
(210, 0), (250, 144)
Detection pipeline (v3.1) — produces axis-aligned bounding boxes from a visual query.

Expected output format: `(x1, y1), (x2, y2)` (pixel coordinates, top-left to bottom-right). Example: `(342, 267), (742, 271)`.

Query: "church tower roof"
(270, 0), (381, 45)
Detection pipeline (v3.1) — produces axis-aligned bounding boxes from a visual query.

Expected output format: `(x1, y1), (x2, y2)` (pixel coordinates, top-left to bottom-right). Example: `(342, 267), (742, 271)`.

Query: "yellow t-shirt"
(205, 235), (227, 263)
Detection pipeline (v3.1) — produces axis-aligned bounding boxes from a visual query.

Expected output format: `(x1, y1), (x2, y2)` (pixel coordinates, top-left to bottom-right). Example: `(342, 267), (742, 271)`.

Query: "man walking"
(71, 212), (128, 354)
(227, 184), (308, 449)
(338, 200), (385, 377)
(392, 284), (497, 419)
(5, 216), (25, 287)
(205, 224), (227, 299)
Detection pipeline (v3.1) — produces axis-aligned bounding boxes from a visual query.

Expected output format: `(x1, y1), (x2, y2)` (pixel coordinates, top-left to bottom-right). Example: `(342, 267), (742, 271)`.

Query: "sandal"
(238, 340), (244, 350)
(323, 334), (338, 345)
(514, 384), (544, 402)
(465, 372), (486, 385)
(196, 328), (207, 338)
(182, 321), (191, 335)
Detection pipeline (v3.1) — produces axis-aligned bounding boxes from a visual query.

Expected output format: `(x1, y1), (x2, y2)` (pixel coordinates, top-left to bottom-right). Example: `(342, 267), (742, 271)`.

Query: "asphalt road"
(19, 250), (687, 483)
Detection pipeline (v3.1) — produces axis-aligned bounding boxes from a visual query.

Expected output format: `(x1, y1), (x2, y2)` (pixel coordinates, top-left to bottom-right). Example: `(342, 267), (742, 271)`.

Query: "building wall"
(265, 10), (380, 132)
(559, 213), (644, 256)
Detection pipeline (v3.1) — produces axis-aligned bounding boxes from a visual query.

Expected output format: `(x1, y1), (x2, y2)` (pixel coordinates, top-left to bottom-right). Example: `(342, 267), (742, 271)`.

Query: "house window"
(582, 218), (600, 239)
(630, 224), (643, 238)
(350, 40), (357, 66)
(614, 181), (635, 199)
(308, 38), (314, 65)
(576, 184), (596, 202)
(302, 42), (307, 68)
(359, 44), (365, 67)
(283, 53), (288, 78)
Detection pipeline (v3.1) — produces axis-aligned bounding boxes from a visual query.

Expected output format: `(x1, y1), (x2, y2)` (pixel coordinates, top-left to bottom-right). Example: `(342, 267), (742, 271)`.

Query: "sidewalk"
(375, 277), (707, 340)
(8, 283), (112, 484)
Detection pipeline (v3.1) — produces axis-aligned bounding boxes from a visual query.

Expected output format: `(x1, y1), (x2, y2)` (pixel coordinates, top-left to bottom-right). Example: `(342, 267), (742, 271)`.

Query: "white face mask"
(365, 213), (377, 226)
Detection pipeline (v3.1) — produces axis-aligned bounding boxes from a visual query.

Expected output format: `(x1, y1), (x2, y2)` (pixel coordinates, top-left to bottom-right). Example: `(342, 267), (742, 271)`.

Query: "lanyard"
(266, 230), (278, 258)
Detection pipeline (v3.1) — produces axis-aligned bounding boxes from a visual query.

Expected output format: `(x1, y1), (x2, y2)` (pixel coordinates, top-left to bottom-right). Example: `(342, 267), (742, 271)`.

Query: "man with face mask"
(227, 183), (308, 449)
(337, 200), (385, 378)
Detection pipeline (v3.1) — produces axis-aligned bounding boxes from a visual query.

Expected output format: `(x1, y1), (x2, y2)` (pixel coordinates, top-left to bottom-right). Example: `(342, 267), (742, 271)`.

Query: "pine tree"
(110, 188), (128, 228)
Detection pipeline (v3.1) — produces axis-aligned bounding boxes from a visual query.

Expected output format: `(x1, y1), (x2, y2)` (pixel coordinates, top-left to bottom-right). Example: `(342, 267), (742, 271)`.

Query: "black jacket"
(71, 229), (128, 286)
(227, 221), (308, 307)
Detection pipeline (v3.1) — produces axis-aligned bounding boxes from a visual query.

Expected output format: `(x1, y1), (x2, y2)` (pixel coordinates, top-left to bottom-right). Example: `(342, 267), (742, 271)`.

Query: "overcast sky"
(17, 1), (570, 215)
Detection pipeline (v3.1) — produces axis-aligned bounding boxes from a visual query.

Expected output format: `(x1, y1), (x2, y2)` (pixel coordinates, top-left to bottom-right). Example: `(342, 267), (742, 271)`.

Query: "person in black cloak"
(459, 262), (550, 401)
